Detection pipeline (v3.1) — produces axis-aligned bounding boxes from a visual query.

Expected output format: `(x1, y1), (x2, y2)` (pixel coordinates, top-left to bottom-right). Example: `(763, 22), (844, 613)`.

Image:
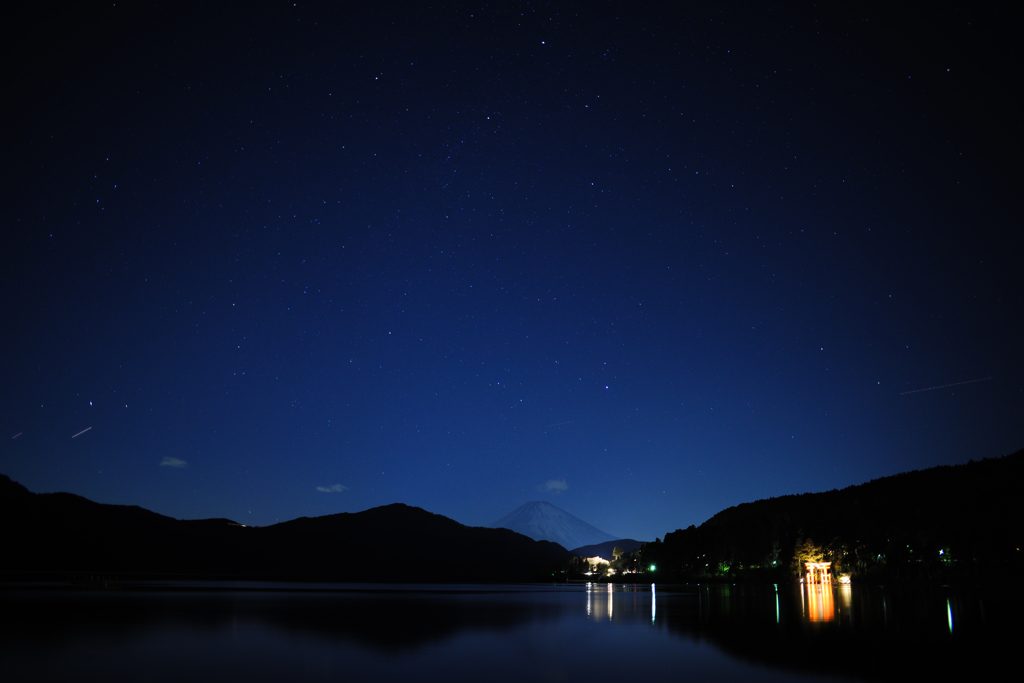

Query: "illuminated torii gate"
(805, 561), (832, 584)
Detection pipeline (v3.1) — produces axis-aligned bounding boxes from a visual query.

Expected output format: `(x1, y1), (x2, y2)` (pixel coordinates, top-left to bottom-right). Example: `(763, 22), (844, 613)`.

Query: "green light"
(649, 565), (656, 571)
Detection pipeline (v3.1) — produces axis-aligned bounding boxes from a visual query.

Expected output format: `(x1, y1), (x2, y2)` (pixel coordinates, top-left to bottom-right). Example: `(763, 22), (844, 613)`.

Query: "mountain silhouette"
(570, 539), (646, 558)
(0, 475), (568, 582)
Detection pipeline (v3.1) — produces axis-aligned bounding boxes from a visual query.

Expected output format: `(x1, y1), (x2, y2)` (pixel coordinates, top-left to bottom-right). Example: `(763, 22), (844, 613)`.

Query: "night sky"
(3, 1), (1020, 543)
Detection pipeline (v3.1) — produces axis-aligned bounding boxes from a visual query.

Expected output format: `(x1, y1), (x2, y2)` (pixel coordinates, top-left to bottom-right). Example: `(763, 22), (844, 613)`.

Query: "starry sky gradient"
(3, 1), (1020, 542)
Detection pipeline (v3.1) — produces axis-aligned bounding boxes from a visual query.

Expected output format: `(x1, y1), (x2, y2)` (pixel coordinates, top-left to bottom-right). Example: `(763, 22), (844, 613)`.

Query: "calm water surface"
(1, 582), (1015, 681)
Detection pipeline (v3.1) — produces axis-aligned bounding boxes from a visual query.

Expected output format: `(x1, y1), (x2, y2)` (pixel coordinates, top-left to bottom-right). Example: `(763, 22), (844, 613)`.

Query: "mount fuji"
(490, 501), (618, 551)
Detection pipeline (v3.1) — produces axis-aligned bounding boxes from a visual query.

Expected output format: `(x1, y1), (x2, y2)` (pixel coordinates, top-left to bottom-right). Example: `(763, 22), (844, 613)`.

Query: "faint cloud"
(316, 483), (348, 493)
(160, 456), (188, 469)
(538, 478), (567, 493)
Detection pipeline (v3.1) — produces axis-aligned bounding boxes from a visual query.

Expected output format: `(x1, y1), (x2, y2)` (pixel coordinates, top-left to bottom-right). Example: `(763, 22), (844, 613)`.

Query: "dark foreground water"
(0, 581), (1016, 682)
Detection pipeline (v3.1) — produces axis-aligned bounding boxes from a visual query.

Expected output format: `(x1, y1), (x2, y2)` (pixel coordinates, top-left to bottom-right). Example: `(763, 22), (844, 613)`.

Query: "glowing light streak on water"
(651, 583), (656, 623)
(775, 584), (780, 624)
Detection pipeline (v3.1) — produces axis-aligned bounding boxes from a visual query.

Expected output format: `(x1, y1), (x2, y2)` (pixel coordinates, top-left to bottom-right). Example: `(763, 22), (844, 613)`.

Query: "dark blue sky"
(3, 1), (1020, 542)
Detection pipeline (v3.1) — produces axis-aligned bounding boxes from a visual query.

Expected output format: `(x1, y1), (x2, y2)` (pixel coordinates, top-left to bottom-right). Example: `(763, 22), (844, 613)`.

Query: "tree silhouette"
(791, 537), (824, 579)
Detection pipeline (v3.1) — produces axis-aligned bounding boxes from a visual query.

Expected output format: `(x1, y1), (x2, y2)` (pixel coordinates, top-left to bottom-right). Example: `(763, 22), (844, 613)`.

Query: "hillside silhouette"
(0, 476), (568, 582)
(642, 449), (1024, 583)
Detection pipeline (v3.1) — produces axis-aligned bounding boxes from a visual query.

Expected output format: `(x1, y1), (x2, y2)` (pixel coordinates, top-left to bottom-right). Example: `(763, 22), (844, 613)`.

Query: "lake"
(0, 581), (1015, 681)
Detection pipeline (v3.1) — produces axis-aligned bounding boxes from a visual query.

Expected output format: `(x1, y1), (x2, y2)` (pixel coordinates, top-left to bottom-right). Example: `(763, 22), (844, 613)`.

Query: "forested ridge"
(640, 449), (1024, 583)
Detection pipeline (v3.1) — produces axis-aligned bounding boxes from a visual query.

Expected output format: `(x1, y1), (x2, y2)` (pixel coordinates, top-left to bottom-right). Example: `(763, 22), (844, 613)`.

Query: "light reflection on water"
(800, 583), (856, 623)
(585, 581), (638, 621)
(0, 582), (1015, 682)
(803, 583), (836, 622)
